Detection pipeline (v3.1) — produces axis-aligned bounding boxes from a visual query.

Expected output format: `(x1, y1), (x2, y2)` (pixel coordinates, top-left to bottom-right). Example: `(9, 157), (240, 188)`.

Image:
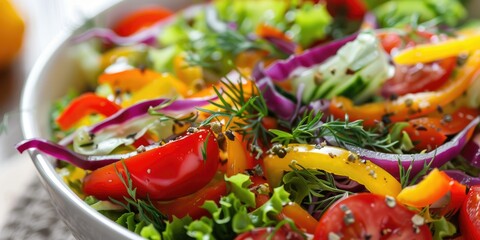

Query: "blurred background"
(0, 0), (116, 238)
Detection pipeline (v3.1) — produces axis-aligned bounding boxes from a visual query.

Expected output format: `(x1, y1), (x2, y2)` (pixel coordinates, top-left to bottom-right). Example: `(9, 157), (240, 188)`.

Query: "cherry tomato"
(459, 185), (480, 239)
(381, 57), (456, 97)
(235, 225), (305, 240)
(314, 193), (432, 240)
(153, 172), (227, 220)
(113, 7), (173, 36)
(324, 0), (367, 20)
(83, 128), (220, 201)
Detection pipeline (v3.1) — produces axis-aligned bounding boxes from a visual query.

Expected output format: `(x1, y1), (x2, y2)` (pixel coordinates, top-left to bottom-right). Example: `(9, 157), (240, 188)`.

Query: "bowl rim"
(19, 3), (144, 240)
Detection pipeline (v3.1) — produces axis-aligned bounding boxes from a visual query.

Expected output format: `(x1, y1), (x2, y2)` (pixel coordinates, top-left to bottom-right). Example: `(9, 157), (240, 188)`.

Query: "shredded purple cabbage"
(265, 36), (297, 55)
(444, 170), (480, 186)
(59, 96), (216, 146)
(16, 138), (156, 170)
(263, 34), (358, 82)
(341, 117), (480, 178)
(461, 132), (480, 168)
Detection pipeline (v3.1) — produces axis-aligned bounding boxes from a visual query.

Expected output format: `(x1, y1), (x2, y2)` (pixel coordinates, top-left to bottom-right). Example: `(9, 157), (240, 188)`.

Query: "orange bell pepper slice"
(396, 169), (456, 208)
(98, 68), (161, 92)
(330, 50), (480, 127)
(281, 202), (318, 234)
(56, 93), (121, 131)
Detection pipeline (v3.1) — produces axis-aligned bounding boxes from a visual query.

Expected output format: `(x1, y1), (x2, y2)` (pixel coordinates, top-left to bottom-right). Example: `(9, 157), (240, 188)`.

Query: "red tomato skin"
(325, 0), (367, 20)
(314, 193), (432, 240)
(153, 172), (227, 220)
(235, 226), (305, 240)
(459, 185), (480, 239)
(113, 7), (173, 36)
(381, 57), (456, 98)
(83, 128), (219, 201)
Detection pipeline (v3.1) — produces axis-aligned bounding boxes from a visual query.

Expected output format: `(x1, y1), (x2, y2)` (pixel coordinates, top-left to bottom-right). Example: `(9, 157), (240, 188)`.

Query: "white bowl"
(20, 0), (193, 239)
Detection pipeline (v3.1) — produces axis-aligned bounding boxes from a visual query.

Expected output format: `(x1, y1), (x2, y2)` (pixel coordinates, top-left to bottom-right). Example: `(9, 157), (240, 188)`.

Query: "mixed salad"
(16, 0), (480, 239)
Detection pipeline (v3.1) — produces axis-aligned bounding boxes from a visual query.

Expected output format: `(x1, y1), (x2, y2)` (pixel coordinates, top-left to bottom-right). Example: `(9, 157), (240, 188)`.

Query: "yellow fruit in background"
(0, 0), (25, 69)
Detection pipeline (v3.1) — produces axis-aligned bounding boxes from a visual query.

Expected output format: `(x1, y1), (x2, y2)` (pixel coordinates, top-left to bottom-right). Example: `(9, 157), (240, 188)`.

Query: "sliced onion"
(461, 132), (480, 168)
(59, 96), (216, 146)
(16, 138), (159, 170)
(443, 170), (480, 186)
(263, 34), (358, 82)
(344, 117), (480, 178)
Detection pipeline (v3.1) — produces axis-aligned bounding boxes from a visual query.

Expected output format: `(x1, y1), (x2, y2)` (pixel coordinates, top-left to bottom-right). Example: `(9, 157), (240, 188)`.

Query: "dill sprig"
(148, 97), (198, 123)
(283, 162), (350, 216)
(110, 160), (168, 232)
(270, 111), (396, 152)
(198, 77), (271, 152)
(398, 155), (435, 188)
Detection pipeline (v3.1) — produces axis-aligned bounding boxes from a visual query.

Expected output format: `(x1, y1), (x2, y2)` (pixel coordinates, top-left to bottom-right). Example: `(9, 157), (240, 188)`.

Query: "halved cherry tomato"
(55, 93), (121, 131)
(381, 57), (457, 97)
(235, 225), (305, 240)
(113, 7), (173, 37)
(83, 128), (220, 201)
(314, 193), (432, 239)
(459, 185), (480, 239)
(153, 172), (227, 220)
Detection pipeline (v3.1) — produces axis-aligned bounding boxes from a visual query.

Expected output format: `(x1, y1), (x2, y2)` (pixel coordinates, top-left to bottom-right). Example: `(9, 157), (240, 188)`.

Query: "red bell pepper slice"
(56, 93), (121, 131)
(82, 128), (220, 201)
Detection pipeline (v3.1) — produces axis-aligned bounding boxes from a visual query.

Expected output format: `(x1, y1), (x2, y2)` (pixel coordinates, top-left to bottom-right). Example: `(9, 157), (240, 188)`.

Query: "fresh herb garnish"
(270, 111), (396, 152)
(282, 162), (351, 216)
(110, 160), (168, 232)
(198, 77), (271, 154)
(201, 132), (211, 162)
(398, 156), (434, 188)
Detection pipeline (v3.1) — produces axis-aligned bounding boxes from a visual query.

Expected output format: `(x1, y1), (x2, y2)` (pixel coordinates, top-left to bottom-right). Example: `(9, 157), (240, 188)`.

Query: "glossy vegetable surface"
(314, 193), (433, 239)
(83, 128), (220, 200)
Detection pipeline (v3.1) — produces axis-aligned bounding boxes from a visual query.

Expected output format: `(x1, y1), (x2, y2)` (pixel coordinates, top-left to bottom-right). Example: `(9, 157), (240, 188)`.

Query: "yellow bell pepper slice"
(394, 35), (480, 65)
(121, 73), (188, 107)
(396, 168), (450, 208)
(263, 144), (402, 197)
(330, 50), (480, 126)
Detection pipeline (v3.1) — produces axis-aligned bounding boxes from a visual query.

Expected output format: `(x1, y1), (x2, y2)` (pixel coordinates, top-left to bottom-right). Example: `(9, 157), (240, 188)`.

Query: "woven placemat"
(0, 180), (75, 240)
